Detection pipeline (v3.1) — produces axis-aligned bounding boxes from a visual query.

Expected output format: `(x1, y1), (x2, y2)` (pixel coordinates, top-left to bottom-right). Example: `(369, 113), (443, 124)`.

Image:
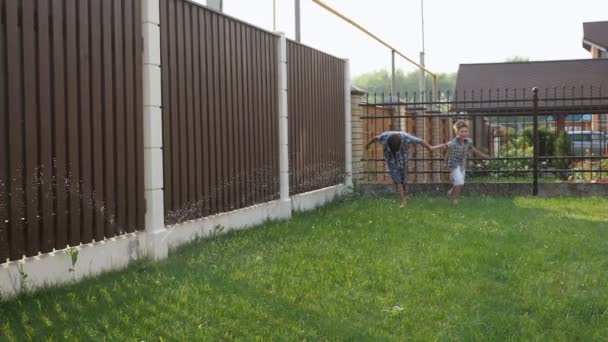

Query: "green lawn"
(1, 195), (608, 340)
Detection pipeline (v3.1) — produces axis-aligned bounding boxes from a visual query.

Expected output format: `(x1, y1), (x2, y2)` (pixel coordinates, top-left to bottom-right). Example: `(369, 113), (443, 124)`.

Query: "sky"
(193, 0), (608, 77)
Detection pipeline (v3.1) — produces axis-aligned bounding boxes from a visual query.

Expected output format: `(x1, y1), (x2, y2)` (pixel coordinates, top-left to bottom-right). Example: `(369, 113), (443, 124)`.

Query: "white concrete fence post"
(344, 59), (353, 188)
(142, 0), (168, 260)
(277, 32), (291, 206)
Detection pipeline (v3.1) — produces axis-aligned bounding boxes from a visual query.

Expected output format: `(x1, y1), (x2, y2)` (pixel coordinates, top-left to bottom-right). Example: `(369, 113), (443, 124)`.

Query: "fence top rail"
(286, 38), (346, 62)
(179, 0), (282, 38)
(362, 92), (608, 115)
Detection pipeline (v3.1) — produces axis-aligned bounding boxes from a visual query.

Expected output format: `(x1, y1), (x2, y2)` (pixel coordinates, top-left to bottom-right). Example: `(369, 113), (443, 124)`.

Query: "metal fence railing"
(361, 88), (608, 194)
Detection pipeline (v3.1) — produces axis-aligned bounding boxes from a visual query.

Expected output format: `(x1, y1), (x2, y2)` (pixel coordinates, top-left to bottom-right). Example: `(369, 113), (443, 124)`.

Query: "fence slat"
(262, 33), (271, 201)
(255, 29), (264, 201)
(200, 10), (211, 216)
(102, 0), (116, 238)
(6, 0), (26, 259)
(22, 0), (40, 256)
(243, 25), (253, 206)
(227, 20), (237, 209)
(90, 0), (105, 241)
(217, 16), (228, 210)
(65, 0), (82, 245)
(176, 0), (187, 211)
(184, 4), (195, 212)
(192, 7), (202, 216)
(208, 12), (219, 215)
(52, 0), (68, 248)
(113, 0), (127, 236)
(78, 0), (94, 243)
(0, 0), (9, 262)
(234, 23), (244, 208)
(124, 0), (137, 232)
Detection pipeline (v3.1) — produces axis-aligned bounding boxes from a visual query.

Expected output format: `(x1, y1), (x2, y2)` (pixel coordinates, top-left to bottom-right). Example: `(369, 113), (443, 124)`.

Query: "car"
(567, 130), (608, 156)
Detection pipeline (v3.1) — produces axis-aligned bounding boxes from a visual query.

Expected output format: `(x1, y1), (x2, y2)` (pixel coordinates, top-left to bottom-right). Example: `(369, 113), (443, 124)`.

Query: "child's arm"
(470, 146), (491, 159)
(406, 133), (436, 151)
(431, 143), (447, 151)
(420, 140), (435, 151)
(365, 137), (378, 150)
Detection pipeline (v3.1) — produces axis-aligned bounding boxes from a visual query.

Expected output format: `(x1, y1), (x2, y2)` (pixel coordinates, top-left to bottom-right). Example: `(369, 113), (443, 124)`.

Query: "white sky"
(193, 0), (608, 77)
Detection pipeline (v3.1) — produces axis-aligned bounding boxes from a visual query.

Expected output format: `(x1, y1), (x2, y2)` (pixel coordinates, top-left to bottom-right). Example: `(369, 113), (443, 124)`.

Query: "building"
(454, 59), (608, 131)
(582, 21), (608, 59)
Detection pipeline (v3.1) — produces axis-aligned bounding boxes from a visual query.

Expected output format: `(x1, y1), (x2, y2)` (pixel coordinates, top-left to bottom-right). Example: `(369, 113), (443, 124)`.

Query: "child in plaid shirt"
(366, 131), (434, 207)
(432, 120), (491, 203)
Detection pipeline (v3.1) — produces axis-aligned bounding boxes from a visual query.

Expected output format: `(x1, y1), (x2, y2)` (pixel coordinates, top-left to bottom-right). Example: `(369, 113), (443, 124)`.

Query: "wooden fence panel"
(161, 0), (280, 225)
(287, 41), (346, 195)
(0, 0), (144, 263)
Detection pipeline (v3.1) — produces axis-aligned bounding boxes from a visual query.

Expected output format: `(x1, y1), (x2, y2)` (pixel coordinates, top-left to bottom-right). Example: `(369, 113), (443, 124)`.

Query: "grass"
(1, 195), (608, 340)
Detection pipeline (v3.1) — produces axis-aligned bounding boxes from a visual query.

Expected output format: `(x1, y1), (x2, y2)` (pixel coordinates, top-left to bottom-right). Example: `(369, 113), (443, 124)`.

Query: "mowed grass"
(1, 195), (608, 340)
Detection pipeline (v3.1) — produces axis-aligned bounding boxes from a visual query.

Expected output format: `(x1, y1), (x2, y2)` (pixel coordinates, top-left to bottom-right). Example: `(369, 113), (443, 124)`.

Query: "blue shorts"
(389, 166), (407, 185)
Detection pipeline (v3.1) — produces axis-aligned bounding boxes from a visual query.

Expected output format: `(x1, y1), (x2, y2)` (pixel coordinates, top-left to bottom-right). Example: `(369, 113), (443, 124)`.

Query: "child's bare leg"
(452, 186), (464, 204)
(399, 184), (408, 207)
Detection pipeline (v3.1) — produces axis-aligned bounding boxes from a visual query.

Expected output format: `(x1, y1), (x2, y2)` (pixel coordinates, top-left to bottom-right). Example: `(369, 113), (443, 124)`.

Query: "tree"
(353, 69), (457, 96)
(505, 56), (530, 62)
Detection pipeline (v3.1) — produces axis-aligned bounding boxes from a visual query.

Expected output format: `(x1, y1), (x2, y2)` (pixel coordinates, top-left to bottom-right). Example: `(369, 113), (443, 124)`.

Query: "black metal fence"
(361, 87), (608, 194)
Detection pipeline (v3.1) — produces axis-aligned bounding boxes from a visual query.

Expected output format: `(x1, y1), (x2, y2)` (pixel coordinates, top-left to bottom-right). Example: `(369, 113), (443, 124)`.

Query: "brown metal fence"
(160, 0), (280, 224)
(0, 0), (144, 262)
(287, 40), (346, 195)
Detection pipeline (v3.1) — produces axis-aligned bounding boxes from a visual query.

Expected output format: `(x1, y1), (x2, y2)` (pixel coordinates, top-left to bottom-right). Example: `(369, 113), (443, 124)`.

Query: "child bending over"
(366, 131), (434, 207)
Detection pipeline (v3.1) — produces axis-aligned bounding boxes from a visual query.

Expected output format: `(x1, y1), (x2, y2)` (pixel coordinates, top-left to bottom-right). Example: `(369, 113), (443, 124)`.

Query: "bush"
(554, 131), (572, 174)
(521, 127), (556, 156)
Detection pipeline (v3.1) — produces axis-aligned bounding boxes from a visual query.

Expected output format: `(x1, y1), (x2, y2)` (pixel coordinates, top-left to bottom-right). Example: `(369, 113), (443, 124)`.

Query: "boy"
(366, 131), (434, 207)
(432, 120), (491, 204)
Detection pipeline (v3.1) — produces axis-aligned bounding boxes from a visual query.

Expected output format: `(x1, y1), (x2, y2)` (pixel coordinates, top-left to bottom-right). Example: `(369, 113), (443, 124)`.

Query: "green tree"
(505, 56), (530, 62)
(353, 69), (457, 96)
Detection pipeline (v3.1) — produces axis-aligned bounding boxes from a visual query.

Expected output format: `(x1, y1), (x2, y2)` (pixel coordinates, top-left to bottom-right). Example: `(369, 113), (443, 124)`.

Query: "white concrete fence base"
(0, 185), (345, 300)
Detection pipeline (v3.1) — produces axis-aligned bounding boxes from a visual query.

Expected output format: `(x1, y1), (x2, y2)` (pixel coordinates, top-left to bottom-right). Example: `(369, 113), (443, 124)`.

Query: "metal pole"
(391, 50), (396, 97)
(532, 87), (539, 196)
(310, 0), (436, 77)
(419, 51), (426, 101)
(295, 0), (301, 42)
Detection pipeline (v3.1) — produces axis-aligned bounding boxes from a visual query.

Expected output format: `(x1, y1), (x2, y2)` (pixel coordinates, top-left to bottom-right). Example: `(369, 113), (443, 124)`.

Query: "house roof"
(350, 85), (366, 95)
(583, 21), (608, 51)
(453, 59), (608, 113)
